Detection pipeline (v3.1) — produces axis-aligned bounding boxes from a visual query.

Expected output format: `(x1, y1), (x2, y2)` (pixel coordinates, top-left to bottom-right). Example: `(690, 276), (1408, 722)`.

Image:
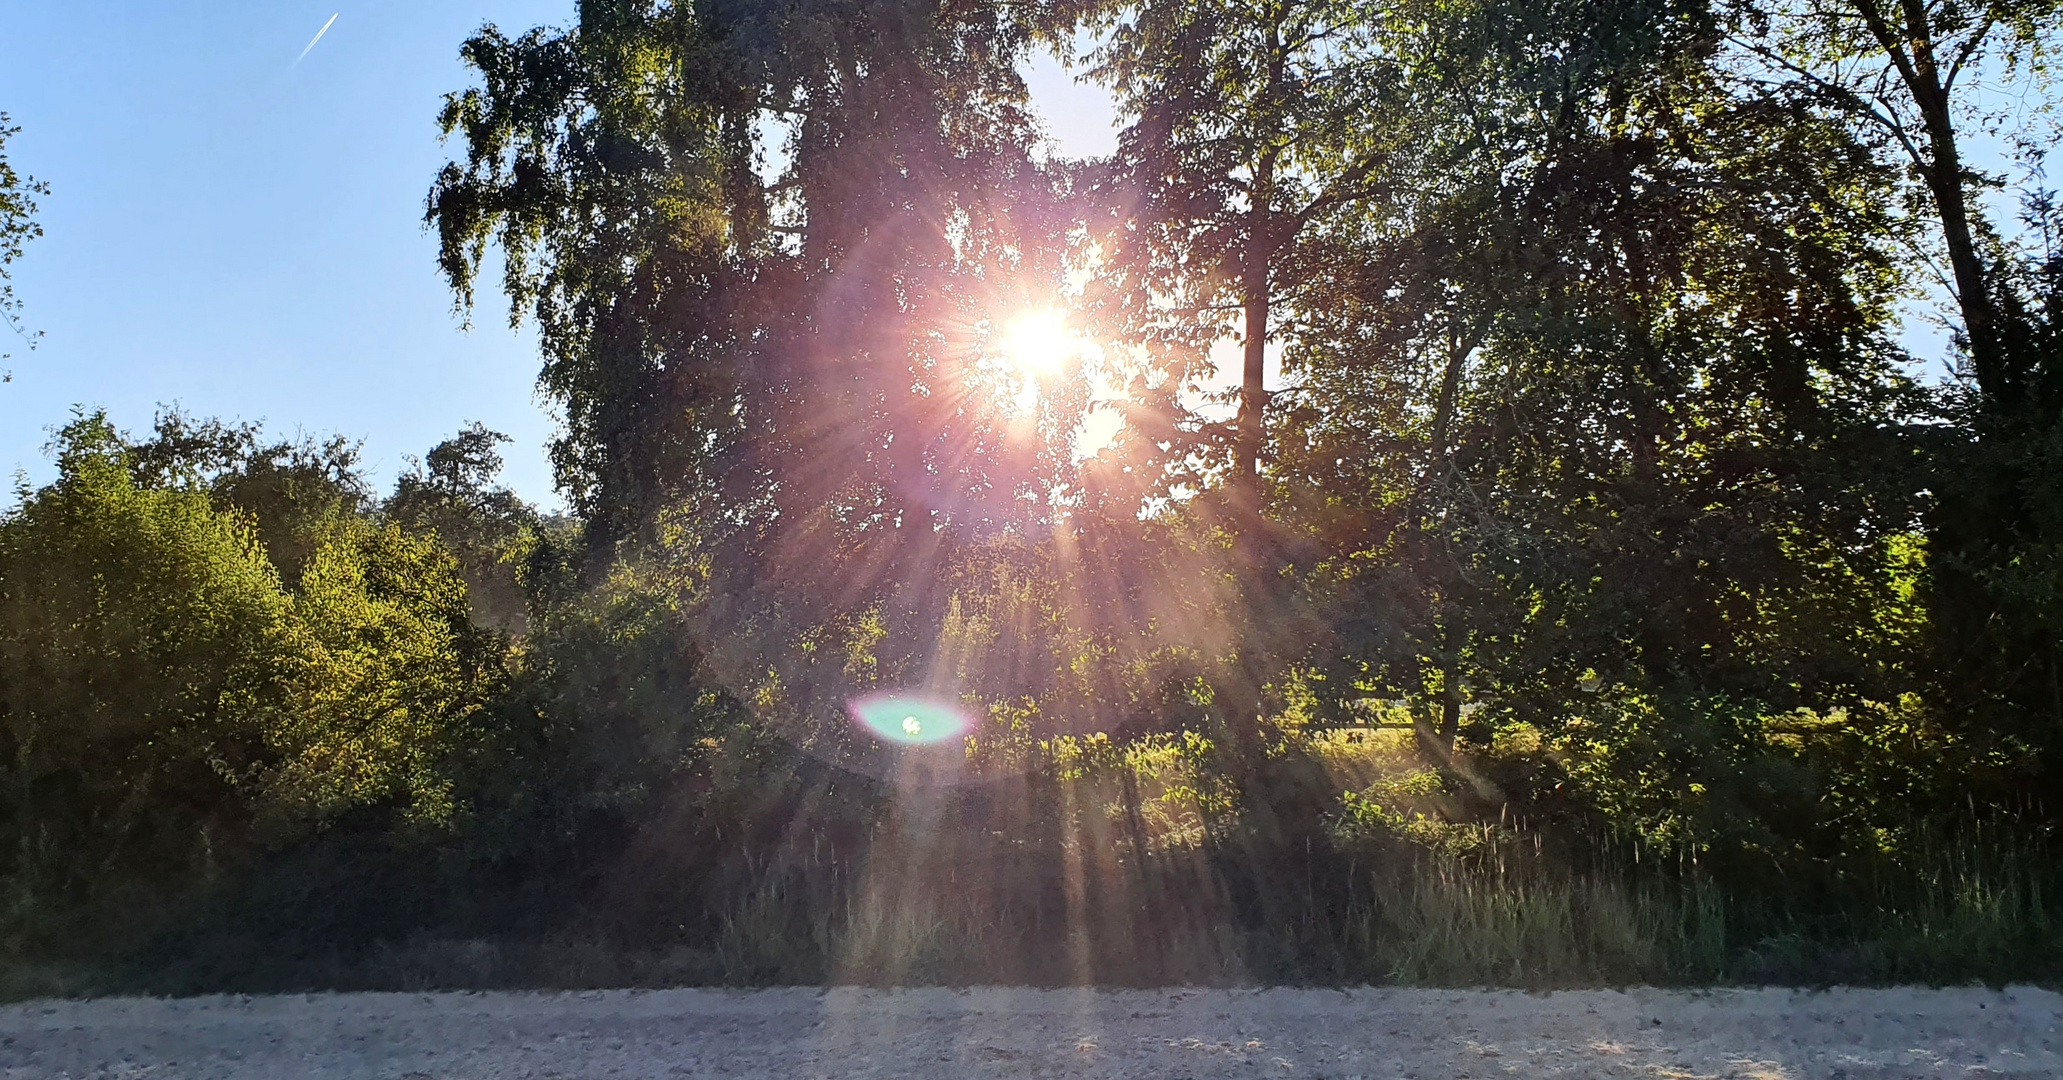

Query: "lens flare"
(849, 693), (973, 745)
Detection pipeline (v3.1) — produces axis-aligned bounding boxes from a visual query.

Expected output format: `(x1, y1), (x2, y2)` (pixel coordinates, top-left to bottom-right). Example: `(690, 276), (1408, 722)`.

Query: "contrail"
(295, 13), (338, 64)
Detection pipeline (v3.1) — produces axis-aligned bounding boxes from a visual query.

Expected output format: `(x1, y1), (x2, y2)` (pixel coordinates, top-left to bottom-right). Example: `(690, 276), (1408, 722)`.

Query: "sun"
(1002, 309), (1074, 375)
(993, 309), (1077, 412)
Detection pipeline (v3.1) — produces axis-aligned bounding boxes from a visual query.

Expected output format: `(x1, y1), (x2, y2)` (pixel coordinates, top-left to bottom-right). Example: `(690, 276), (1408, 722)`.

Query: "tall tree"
(430, 0), (1070, 557)
(1072, 0), (1400, 508)
(430, 0), (1095, 760)
(1272, 0), (1933, 770)
(1737, 0), (2061, 401)
(1735, 2), (2063, 794)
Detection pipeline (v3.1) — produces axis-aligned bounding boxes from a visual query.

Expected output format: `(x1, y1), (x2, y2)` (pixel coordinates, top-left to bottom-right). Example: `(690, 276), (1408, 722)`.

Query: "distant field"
(1, 985), (2056, 1079)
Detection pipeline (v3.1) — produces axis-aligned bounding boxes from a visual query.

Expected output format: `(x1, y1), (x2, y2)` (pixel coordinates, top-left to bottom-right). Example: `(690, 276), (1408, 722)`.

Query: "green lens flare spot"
(849, 694), (971, 745)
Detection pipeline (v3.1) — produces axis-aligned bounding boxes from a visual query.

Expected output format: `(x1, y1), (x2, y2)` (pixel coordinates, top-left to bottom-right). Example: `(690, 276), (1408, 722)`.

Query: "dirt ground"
(0, 985), (2055, 1079)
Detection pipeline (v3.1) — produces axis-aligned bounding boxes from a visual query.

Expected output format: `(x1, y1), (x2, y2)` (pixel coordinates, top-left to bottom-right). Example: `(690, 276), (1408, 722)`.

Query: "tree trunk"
(1856, 0), (1999, 393)
(1421, 324), (1475, 502)
(1413, 625), (1464, 757)
(1920, 111), (1999, 391)
(1233, 154), (1276, 505)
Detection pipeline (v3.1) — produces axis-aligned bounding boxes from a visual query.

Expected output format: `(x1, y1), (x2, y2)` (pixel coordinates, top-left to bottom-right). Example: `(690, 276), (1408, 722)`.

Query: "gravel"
(0, 984), (2057, 1078)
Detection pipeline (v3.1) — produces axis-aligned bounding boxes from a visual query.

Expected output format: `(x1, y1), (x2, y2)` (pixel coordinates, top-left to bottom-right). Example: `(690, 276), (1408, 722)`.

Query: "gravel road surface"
(0, 985), (2056, 1078)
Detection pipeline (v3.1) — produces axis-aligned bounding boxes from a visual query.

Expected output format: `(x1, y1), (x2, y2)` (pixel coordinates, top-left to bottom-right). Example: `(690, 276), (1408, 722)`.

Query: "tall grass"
(1353, 862), (1725, 986)
(3, 731), (2058, 995)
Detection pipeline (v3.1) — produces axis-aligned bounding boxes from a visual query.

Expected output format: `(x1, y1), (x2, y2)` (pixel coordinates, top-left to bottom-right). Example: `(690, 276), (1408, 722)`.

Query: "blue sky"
(0, 3), (1118, 509)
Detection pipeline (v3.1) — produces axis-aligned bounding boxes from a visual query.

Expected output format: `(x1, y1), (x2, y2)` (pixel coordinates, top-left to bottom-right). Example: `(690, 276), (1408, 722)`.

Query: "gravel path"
(0, 985), (2056, 1079)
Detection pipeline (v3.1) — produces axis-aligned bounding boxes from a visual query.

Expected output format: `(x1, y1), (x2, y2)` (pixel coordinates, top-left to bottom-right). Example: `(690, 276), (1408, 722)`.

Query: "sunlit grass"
(11, 722), (2049, 997)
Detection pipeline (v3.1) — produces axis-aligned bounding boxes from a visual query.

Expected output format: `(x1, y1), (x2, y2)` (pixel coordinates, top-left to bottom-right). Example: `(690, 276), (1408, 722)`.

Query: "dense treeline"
(4, 0), (2063, 990)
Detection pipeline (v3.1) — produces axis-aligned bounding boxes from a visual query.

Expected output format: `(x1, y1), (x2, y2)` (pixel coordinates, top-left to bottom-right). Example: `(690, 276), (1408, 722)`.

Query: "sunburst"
(995, 309), (1077, 412)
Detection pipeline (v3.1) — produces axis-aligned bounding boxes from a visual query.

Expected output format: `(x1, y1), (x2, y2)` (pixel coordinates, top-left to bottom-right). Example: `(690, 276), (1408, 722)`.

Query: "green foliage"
(12, 0), (2063, 993)
(471, 557), (737, 849)
(386, 423), (537, 632)
(257, 514), (498, 840)
(1928, 212), (2063, 795)
(428, 0), (1071, 548)
(0, 415), (503, 954)
(0, 416), (288, 907)
(0, 113), (44, 367)
(1070, 0), (1412, 491)
(128, 410), (373, 581)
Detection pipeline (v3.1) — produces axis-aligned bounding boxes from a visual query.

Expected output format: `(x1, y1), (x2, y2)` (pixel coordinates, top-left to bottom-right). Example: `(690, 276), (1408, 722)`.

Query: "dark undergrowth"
(6, 732), (2056, 999)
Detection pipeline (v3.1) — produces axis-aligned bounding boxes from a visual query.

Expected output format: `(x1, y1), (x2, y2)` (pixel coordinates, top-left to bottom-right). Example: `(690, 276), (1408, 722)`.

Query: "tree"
(387, 423), (537, 632)
(1737, 0), (2062, 402)
(258, 513), (500, 842)
(0, 113), (48, 372)
(429, 0), (1102, 763)
(429, 0), (1070, 556)
(0, 414), (503, 941)
(1733, 2), (2063, 798)
(1269, 0), (1934, 787)
(0, 415), (288, 909)
(128, 409), (373, 581)
(1070, 0), (1401, 507)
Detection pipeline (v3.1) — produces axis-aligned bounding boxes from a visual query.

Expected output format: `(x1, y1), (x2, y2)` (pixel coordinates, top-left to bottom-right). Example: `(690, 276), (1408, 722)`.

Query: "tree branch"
(1943, 16), (1996, 95)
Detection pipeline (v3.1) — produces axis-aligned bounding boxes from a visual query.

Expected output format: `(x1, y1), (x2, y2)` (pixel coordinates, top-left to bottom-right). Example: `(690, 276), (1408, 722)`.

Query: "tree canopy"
(0, 113), (46, 370)
(6, 0), (2063, 988)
